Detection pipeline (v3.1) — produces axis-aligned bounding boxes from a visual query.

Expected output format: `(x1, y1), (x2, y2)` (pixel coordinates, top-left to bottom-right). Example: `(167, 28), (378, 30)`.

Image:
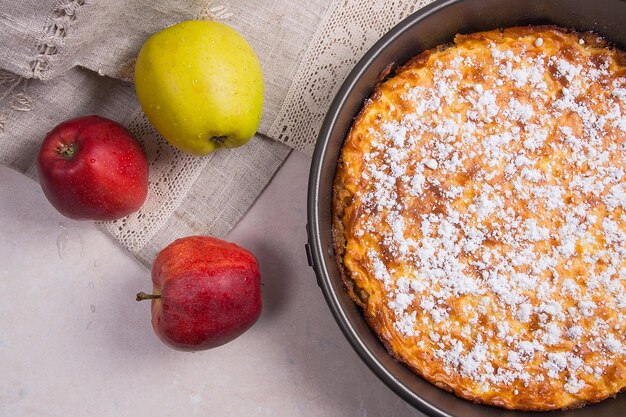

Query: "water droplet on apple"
(90, 158), (96, 163)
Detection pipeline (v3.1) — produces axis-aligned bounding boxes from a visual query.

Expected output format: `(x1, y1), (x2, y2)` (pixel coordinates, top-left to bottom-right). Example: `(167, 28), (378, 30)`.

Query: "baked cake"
(332, 26), (626, 410)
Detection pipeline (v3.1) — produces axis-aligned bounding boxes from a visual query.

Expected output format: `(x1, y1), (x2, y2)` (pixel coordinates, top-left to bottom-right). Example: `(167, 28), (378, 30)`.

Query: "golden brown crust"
(332, 25), (626, 410)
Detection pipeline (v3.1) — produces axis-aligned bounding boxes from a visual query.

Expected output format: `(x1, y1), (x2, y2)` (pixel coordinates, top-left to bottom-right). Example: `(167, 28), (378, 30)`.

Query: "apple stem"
(136, 292), (161, 302)
(210, 135), (227, 144)
(56, 143), (77, 159)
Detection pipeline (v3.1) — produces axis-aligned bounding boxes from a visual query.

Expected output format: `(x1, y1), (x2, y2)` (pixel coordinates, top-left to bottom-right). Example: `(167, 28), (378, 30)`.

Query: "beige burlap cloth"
(0, 0), (432, 265)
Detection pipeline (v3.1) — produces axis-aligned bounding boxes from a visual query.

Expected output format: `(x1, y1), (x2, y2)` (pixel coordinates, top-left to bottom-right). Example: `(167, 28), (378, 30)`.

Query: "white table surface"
(0, 151), (426, 417)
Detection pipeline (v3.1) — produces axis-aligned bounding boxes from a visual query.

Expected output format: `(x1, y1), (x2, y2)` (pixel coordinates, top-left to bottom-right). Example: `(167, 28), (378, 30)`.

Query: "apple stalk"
(56, 143), (77, 159)
(136, 292), (161, 301)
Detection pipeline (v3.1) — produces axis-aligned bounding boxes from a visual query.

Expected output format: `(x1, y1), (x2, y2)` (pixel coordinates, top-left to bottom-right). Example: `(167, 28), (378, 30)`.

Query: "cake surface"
(332, 26), (626, 410)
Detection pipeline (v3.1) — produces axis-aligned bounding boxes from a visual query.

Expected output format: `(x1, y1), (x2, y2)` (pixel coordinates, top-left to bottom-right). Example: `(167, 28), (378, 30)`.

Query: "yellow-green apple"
(136, 236), (262, 351)
(37, 115), (149, 221)
(134, 20), (264, 156)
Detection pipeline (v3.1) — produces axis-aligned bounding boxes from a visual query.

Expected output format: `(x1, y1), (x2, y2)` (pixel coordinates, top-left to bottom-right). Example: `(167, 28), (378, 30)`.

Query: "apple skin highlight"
(139, 236), (262, 351)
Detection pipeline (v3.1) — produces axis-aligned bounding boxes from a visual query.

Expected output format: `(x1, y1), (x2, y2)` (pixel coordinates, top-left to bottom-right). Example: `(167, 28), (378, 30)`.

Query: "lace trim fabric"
(3, 0), (87, 136)
(31, 0), (88, 79)
(0, 70), (33, 139)
(96, 108), (289, 265)
(268, 0), (434, 155)
(198, 2), (234, 21)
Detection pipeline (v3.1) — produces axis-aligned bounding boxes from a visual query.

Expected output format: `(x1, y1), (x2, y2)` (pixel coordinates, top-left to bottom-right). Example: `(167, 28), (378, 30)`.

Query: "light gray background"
(0, 152), (426, 417)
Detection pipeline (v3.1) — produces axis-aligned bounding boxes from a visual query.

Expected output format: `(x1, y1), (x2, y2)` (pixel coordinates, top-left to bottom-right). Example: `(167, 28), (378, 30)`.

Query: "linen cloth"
(0, 0), (433, 265)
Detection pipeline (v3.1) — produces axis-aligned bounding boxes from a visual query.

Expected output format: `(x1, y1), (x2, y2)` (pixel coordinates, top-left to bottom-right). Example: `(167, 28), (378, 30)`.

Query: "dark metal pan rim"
(307, 0), (626, 416)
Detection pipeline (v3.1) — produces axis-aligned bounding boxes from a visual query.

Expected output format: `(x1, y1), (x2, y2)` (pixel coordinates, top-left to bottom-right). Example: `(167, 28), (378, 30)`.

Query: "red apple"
(136, 236), (262, 351)
(37, 115), (149, 221)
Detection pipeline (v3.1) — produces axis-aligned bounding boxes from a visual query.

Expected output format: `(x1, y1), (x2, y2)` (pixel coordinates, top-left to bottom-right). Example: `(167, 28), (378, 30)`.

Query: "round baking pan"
(306, 0), (626, 415)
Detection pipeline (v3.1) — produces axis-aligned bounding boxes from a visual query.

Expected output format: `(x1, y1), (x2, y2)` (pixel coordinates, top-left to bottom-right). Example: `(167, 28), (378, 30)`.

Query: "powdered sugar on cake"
(352, 33), (626, 395)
